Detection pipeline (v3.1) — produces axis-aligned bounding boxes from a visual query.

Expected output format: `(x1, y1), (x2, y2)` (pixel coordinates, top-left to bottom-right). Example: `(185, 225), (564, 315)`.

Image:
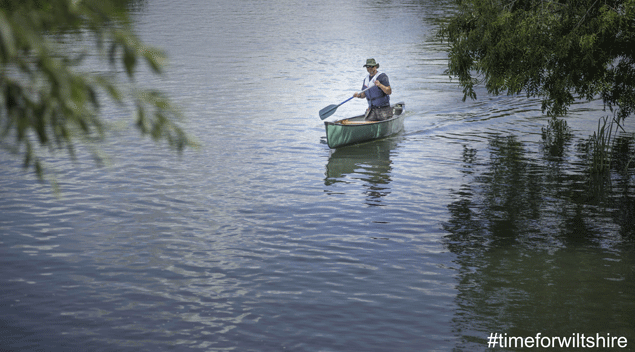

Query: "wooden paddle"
(319, 86), (372, 120)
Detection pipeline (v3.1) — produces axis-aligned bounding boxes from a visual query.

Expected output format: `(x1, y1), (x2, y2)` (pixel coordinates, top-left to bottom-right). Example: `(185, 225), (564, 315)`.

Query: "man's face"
(366, 65), (377, 75)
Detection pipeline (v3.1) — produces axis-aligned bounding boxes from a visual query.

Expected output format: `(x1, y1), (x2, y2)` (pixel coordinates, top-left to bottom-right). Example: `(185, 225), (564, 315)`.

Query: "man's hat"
(363, 58), (379, 67)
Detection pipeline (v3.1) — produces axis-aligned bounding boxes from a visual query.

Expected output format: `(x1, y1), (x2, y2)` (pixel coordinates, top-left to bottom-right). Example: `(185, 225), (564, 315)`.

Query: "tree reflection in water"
(443, 134), (635, 350)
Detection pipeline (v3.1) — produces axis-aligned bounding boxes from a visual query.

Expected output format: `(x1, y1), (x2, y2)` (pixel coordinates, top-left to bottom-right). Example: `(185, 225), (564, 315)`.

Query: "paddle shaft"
(319, 86), (373, 120)
(338, 85), (372, 106)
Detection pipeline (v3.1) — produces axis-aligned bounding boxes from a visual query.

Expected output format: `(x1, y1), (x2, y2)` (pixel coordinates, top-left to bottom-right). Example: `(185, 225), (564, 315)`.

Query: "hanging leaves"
(439, 0), (635, 120)
(0, 0), (196, 181)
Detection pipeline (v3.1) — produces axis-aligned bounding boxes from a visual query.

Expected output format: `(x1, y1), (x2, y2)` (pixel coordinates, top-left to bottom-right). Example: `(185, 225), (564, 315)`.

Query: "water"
(1, 0), (634, 351)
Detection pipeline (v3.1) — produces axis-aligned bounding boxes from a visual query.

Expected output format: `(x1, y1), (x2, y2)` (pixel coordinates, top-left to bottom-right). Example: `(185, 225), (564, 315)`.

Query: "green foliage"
(587, 116), (618, 173)
(438, 0), (635, 120)
(0, 0), (195, 180)
(582, 114), (632, 173)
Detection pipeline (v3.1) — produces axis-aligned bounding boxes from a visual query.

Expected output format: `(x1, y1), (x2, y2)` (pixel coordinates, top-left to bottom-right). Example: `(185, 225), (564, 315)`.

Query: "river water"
(1, 0), (634, 351)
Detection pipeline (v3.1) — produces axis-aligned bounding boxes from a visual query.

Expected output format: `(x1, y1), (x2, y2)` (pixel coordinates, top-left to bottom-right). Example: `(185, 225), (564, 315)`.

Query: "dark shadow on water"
(442, 134), (635, 351)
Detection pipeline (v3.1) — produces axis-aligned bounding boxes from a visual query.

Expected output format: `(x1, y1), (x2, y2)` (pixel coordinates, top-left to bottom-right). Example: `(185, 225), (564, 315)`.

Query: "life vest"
(363, 72), (390, 108)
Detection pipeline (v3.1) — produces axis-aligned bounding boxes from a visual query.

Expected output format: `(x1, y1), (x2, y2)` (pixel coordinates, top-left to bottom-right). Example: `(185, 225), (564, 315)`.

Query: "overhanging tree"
(439, 0), (635, 120)
(0, 0), (195, 180)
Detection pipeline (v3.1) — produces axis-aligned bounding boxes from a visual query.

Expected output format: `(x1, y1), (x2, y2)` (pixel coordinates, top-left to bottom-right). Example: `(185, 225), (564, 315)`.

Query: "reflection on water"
(444, 135), (635, 349)
(324, 138), (400, 206)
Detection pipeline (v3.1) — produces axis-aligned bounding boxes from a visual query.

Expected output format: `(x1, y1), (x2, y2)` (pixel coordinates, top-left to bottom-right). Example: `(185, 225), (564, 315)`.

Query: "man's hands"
(354, 81), (391, 98)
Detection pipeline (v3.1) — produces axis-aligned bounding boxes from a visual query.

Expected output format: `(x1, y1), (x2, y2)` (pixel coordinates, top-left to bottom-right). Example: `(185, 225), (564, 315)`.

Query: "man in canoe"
(353, 58), (393, 121)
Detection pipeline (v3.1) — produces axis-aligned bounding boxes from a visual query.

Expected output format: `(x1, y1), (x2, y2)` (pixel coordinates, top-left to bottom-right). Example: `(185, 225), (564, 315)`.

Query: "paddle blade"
(319, 104), (339, 120)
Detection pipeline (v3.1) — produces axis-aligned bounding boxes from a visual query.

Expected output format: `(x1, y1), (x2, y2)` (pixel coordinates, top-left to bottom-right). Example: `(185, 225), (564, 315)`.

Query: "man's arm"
(375, 74), (391, 95)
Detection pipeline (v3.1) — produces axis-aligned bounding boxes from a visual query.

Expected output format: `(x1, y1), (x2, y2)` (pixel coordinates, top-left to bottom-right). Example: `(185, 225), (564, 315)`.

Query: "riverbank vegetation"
(0, 0), (194, 184)
(438, 0), (635, 173)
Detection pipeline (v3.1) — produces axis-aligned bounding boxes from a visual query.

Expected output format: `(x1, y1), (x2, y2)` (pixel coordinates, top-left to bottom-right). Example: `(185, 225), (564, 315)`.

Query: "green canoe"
(324, 102), (405, 148)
